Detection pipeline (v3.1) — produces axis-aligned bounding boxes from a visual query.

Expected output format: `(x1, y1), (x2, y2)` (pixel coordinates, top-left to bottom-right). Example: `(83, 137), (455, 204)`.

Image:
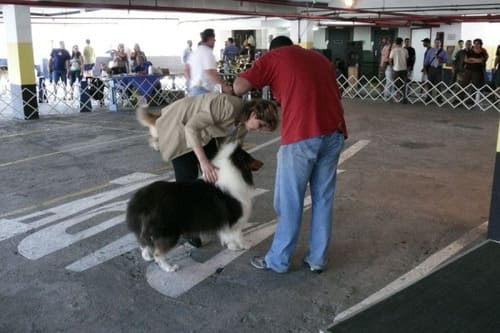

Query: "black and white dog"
(126, 142), (255, 272)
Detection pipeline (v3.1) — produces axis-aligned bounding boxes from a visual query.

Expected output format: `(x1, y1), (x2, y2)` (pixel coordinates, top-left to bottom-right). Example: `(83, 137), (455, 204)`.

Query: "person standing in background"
(404, 38), (415, 80)
(390, 37), (409, 103)
(427, 39), (448, 103)
(185, 29), (232, 96)
(182, 40), (193, 90)
(83, 39), (95, 77)
(68, 45), (84, 99)
(49, 41), (71, 98)
(130, 44), (146, 69)
(451, 40), (464, 82)
(379, 36), (392, 80)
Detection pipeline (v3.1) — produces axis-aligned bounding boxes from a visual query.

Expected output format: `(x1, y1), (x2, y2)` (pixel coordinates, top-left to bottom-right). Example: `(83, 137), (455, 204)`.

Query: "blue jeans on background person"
(52, 70), (67, 85)
(264, 131), (345, 273)
(188, 85), (210, 96)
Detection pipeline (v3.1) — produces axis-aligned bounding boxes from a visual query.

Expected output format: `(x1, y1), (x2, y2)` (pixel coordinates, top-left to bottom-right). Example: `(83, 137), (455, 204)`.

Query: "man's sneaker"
(250, 256), (268, 270)
(303, 261), (323, 274)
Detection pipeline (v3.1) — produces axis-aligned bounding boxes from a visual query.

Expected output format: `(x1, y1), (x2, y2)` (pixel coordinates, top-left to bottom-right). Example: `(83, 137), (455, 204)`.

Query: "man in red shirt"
(233, 36), (347, 273)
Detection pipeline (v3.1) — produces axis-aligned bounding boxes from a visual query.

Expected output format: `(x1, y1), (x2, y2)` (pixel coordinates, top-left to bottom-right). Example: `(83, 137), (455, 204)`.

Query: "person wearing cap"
(185, 28), (232, 96)
(426, 39), (448, 102)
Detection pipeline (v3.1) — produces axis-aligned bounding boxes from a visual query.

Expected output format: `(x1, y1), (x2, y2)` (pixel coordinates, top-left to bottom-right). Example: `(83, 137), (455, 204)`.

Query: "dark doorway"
(327, 27), (353, 76)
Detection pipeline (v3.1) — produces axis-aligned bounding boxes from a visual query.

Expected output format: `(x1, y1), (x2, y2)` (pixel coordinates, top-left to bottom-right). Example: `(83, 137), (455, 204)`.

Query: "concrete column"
(289, 19), (315, 49)
(4, 5), (38, 120)
(487, 119), (500, 240)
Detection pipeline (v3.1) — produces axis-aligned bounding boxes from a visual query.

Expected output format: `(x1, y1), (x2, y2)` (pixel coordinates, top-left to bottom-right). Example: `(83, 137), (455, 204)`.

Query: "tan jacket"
(156, 92), (247, 162)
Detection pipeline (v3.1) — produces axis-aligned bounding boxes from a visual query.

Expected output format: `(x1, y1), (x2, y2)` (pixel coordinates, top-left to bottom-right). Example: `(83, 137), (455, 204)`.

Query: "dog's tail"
(136, 106), (161, 127)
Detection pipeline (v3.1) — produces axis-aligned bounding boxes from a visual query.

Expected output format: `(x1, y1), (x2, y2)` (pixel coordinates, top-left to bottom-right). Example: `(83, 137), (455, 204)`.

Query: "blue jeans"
(188, 86), (210, 96)
(265, 131), (345, 272)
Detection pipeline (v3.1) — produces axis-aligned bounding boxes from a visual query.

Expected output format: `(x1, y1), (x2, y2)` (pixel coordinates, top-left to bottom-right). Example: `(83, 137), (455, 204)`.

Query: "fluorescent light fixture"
(344, 0), (355, 7)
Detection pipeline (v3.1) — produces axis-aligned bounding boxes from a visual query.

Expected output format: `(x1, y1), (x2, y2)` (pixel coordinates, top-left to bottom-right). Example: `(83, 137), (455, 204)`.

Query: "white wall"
(353, 27), (371, 51)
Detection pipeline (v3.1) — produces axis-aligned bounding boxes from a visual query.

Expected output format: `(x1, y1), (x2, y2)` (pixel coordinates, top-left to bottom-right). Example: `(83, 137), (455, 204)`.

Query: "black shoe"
(187, 237), (202, 248)
(303, 261), (323, 274)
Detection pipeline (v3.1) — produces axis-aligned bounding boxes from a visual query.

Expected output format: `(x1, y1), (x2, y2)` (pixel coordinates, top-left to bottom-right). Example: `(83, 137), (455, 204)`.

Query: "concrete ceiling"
(1, 0), (500, 27)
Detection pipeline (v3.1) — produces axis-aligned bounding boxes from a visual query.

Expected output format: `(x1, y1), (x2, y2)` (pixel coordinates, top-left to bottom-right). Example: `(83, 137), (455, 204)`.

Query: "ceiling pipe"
(0, 0), (498, 26)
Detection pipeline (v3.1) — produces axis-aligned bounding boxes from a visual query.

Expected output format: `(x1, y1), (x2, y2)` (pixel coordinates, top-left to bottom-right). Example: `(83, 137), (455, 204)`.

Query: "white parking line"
(330, 221), (488, 327)
(0, 133), (148, 168)
(146, 140), (370, 298)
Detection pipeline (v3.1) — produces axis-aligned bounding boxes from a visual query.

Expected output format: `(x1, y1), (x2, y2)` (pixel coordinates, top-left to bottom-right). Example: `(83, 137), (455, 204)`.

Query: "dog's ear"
(249, 159), (264, 171)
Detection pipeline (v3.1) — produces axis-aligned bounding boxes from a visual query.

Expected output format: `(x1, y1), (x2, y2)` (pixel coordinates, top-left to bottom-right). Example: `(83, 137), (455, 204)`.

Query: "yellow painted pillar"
(4, 5), (38, 119)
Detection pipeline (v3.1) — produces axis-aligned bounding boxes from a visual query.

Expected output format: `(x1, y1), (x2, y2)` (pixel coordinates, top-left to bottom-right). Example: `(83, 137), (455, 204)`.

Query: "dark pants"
(393, 70), (408, 102)
(427, 66), (443, 101)
(171, 138), (219, 182)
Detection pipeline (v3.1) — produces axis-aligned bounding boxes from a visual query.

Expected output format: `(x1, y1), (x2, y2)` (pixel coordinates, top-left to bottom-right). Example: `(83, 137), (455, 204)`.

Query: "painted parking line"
(1, 137), (369, 299)
(329, 221), (488, 327)
(145, 140), (369, 298)
(65, 188), (270, 273)
(0, 133), (148, 168)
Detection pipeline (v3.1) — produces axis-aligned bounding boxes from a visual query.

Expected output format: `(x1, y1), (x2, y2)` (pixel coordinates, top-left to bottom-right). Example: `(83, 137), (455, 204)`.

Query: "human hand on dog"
(200, 160), (219, 184)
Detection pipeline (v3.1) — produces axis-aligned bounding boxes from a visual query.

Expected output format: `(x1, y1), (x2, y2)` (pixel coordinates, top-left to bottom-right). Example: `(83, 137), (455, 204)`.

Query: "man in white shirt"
(389, 37), (409, 103)
(185, 28), (232, 96)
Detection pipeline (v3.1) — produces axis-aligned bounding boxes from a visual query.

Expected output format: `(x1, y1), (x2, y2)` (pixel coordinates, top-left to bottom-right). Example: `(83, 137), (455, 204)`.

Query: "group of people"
(104, 43), (152, 75)
(48, 40), (153, 98)
(48, 39), (96, 98)
(155, 29), (347, 273)
(451, 40), (500, 98)
(379, 35), (500, 104)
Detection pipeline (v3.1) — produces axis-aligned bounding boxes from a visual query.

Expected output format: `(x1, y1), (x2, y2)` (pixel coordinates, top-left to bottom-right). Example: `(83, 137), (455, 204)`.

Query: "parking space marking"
(330, 221), (488, 326)
(0, 133), (148, 168)
(1, 138), (369, 298)
(145, 140), (369, 298)
(0, 172), (162, 242)
(65, 188), (270, 273)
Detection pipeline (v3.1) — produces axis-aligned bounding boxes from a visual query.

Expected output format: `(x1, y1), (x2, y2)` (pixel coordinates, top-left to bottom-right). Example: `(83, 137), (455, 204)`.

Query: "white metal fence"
(0, 74), (499, 120)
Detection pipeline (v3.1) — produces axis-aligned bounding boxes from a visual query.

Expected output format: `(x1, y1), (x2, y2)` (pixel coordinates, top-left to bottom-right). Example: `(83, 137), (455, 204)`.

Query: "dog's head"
(229, 145), (256, 187)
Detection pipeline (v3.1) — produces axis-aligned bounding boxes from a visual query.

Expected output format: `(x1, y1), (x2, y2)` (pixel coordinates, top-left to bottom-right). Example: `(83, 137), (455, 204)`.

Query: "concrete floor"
(0, 99), (498, 333)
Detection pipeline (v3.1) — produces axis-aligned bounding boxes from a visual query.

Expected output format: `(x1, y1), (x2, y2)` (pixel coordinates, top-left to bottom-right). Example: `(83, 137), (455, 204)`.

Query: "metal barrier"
(337, 74), (500, 112)
(0, 74), (188, 120)
(0, 73), (498, 120)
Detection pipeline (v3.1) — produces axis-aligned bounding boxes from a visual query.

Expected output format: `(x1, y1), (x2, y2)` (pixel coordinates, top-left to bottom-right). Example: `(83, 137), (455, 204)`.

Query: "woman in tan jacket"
(154, 92), (279, 183)
(149, 92), (279, 247)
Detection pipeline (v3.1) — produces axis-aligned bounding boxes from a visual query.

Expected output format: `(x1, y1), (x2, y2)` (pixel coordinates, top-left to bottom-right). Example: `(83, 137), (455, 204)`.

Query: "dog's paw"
(227, 241), (247, 251)
(141, 247), (154, 261)
(158, 262), (179, 272)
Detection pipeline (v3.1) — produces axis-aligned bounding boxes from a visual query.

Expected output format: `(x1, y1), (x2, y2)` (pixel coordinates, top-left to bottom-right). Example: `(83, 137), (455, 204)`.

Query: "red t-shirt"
(239, 45), (347, 144)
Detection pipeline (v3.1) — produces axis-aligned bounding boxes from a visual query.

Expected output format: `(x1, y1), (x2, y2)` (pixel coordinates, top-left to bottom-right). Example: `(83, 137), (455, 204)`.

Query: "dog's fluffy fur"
(136, 107), (161, 151)
(126, 142), (255, 272)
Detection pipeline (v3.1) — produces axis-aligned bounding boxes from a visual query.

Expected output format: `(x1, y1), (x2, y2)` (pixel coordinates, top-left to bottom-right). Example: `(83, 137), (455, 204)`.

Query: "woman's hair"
(236, 99), (280, 131)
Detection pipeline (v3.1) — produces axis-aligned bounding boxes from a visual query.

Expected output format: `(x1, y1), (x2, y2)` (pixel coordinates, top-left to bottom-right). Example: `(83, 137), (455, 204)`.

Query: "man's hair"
(228, 37), (234, 44)
(269, 36), (293, 50)
(458, 40), (464, 43)
(236, 99), (280, 131)
(200, 29), (215, 43)
(404, 38), (410, 41)
(395, 37), (403, 45)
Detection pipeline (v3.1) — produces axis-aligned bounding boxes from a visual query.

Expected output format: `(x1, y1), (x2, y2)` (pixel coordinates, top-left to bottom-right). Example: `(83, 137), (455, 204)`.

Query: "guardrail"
(0, 74), (498, 120)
